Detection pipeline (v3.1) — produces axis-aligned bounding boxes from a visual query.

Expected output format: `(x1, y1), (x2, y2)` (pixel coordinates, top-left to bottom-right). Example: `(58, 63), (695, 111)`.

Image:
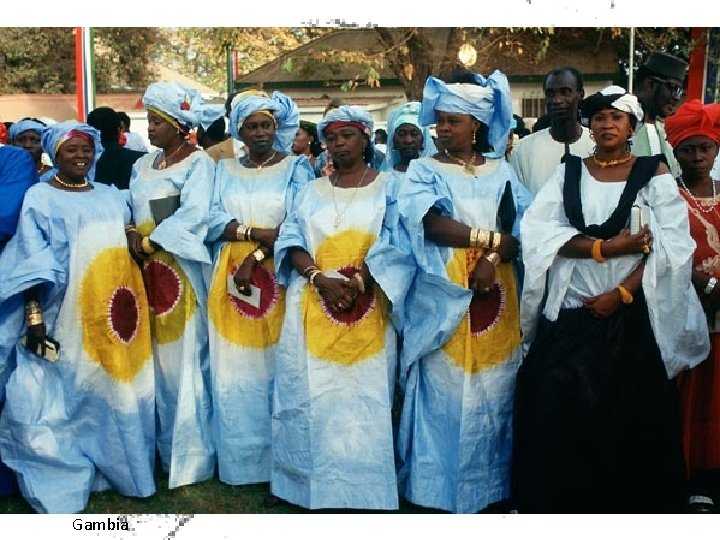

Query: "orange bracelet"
(591, 239), (606, 263)
(617, 284), (633, 304)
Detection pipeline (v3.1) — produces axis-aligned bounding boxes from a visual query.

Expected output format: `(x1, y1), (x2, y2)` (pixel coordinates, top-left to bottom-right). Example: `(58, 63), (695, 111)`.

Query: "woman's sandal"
(688, 495), (718, 513)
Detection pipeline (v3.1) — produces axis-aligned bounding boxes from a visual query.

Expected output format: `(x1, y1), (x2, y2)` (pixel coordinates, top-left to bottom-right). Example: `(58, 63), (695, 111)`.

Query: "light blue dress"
(271, 172), (399, 510)
(391, 156), (532, 513)
(0, 182), (155, 513)
(206, 155), (313, 485)
(129, 149), (215, 488)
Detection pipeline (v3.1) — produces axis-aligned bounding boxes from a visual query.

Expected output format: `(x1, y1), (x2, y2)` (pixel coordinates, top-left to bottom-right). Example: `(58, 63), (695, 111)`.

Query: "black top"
(94, 141), (146, 190)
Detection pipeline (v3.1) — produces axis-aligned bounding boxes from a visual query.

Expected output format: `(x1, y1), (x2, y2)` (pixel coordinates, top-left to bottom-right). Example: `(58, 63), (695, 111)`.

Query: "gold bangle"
(617, 284), (633, 304)
(27, 311), (43, 326)
(484, 252), (501, 267)
(492, 232), (502, 251)
(235, 224), (247, 241)
(25, 300), (41, 313)
(303, 265), (319, 279)
(124, 223), (137, 234)
(308, 269), (323, 286)
(591, 239), (606, 263)
(353, 272), (366, 294)
(479, 229), (491, 249)
(141, 236), (156, 254)
(245, 227), (253, 242)
(469, 228), (478, 248)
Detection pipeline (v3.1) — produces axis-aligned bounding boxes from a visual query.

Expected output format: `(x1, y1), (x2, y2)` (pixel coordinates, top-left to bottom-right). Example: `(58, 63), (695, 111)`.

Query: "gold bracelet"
(245, 227), (253, 242)
(25, 300), (41, 313)
(469, 228), (478, 247)
(27, 311), (43, 326)
(492, 232), (502, 251)
(591, 239), (606, 263)
(303, 265), (319, 279)
(353, 272), (366, 294)
(617, 284), (634, 304)
(141, 236), (156, 255)
(124, 223), (137, 234)
(478, 229), (491, 249)
(308, 269), (323, 286)
(235, 224), (247, 241)
(484, 252), (501, 267)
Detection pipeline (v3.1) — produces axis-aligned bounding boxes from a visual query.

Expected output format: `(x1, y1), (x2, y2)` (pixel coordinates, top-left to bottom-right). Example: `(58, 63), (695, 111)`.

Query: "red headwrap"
(665, 99), (720, 148)
(322, 121), (370, 137)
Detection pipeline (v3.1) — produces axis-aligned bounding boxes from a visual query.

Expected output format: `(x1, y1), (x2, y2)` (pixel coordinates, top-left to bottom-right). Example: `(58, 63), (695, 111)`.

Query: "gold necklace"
(444, 148), (477, 174)
(53, 174), (89, 189)
(248, 151), (277, 170)
(158, 142), (188, 170)
(591, 152), (633, 168)
(330, 166), (370, 228)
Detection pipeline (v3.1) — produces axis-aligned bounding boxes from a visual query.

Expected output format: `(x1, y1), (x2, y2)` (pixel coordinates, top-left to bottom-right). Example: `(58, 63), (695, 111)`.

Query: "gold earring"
(589, 132), (595, 141)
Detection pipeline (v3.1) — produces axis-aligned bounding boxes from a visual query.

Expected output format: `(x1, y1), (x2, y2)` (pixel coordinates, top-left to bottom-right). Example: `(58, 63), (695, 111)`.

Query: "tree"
(0, 28), (162, 94)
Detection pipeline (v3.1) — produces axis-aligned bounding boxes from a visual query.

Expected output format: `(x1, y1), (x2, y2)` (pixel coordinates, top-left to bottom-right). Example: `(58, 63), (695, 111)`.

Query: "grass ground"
(0, 470), (450, 514)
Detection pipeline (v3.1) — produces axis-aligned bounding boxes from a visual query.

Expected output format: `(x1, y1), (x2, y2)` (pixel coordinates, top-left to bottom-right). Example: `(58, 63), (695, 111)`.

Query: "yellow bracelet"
(141, 236), (156, 255)
(591, 239), (606, 263)
(617, 285), (634, 304)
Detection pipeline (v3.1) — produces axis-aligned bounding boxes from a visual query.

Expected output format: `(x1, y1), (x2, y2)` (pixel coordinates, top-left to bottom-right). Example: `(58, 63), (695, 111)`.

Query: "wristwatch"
(252, 248), (265, 263)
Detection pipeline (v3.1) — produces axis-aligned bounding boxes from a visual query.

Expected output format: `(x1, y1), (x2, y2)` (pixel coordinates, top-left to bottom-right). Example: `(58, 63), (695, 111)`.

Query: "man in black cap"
(87, 106), (146, 190)
(632, 51), (688, 177)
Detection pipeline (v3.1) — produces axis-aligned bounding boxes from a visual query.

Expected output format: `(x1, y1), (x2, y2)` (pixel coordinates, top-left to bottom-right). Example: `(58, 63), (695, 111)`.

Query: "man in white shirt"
(631, 51), (688, 178)
(510, 66), (595, 196)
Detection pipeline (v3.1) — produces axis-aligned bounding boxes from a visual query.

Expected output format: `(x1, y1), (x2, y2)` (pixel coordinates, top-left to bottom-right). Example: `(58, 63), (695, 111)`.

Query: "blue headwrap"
(382, 101), (437, 171)
(228, 90), (299, 153)
(8, 119), (46, 142)
(316, 105), (374, 143)
(418, 70), (513, 159)
(41, 121), (103, 181)
(142, 81), (225, 132)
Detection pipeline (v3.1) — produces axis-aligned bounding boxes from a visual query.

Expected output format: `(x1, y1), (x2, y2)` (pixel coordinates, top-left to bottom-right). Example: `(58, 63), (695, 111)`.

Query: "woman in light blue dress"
(206, 90), (313, 486)
(0, 122), (155, 513)
(271, 106), (399, 510)
(391, 72), (533, 513)
(126, 82), (223, 489)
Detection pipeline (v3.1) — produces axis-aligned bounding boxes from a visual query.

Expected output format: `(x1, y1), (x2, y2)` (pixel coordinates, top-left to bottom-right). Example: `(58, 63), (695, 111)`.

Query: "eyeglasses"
(649, 76), (684, 98)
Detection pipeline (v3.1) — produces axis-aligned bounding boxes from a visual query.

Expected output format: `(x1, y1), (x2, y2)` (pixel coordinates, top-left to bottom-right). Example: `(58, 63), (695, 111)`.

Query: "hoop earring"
(589, 131), (595, 141)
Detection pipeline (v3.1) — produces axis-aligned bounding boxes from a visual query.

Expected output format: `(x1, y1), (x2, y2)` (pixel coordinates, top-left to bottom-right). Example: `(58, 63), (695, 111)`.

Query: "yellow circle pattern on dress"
(303, 229), (388, 365)
(208, 241), (285, 348)
(442, 247), (521, 373)
(79, 247), (152, 382)
(143, 249), (196, 345)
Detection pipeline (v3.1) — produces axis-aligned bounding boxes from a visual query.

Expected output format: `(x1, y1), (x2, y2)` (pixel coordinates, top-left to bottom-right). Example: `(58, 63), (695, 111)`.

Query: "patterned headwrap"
(665, 99), (720, 147)
(382, 101), (437, 171)
(418, 70), (513, 158)
(317, 105), (374, 143)
(41, 121), (103, 180)
(8, 119), (46, 142)
(579, 85), (644, 127)
(143, 81), (225, 133)
(229, 90), (299, 153)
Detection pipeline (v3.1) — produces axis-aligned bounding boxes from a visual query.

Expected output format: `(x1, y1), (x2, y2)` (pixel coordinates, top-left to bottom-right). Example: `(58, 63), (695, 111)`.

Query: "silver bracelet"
(705, 277), (718, 295)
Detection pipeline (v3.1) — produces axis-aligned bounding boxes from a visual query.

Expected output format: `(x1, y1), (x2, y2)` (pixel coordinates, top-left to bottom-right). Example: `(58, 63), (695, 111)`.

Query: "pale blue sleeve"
(0, 189), (67, 308)
(150, 153), (214, 264)
(274, 183), (312, 288)
(285, 155), (315, 214)
(206, 160), (235, 243)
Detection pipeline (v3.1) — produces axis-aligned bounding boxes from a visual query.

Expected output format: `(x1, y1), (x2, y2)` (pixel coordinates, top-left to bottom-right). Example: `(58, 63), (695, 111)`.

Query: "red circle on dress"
(469, 282), (504, 336)
(109, 286), (139, 344)
(320, 265), (376, 326)
(229, 263), (279, 319)
(143, 259), (182, 316)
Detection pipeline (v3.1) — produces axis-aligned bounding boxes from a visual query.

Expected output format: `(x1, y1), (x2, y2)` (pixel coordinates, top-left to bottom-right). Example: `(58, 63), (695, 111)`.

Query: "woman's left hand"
(496, 233), (519, 262)
(470, 257), (496, 294)
(233, 254), (257, 295)
(582, 290), (622, 318)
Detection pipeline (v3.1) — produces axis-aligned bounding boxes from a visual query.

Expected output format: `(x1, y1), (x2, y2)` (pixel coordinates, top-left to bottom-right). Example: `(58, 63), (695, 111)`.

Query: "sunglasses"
(649, 76), (684, 98)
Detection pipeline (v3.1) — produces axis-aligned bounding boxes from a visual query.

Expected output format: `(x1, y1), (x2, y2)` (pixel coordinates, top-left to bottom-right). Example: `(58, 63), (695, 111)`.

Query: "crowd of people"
(1, 49), (720, 515)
